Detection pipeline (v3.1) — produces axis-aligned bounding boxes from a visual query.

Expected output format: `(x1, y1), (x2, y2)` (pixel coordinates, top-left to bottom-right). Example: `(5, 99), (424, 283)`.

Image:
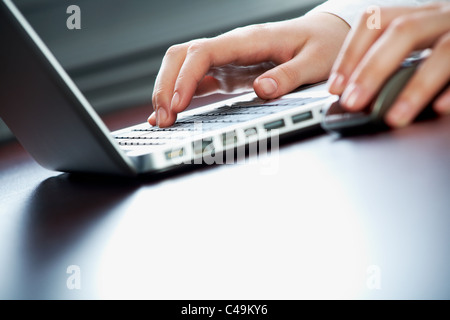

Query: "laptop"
(0, 0), (336, 176)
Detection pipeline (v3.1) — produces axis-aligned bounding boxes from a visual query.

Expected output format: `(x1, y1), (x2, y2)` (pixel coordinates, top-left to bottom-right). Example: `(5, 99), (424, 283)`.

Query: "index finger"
(150, 43), (190, 127)
(328, 6), (427, 96)
(341, 5), (450, 111)
(169, 24), (285, 116)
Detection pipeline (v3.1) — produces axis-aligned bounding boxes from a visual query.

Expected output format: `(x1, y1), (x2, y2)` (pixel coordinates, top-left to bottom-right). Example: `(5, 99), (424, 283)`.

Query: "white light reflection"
(95, 151), (370, 299)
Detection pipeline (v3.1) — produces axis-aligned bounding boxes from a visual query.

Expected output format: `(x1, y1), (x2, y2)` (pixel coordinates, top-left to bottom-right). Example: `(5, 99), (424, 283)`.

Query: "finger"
(170, 24), (295, 115)
(329, 5), (443, 96)
(152, 43), (188, 126)
(433, 85), (450, 114)
(148, 112), (156, 126)
(385, 31), (450, 127)
(341, 6), (450, 111)
(328, 6), (428, 95)
(328, 9), (387, 95)
(156, 109), (178, 128)
(254, 23), (348, 99)
(151, 59), (276, 127)
(147, 108), (178, 128)
(253, 53), (322, 100)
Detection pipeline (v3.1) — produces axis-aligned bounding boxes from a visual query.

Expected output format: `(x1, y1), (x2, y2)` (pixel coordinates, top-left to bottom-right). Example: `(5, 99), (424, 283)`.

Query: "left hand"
(328, 2), (450, 128)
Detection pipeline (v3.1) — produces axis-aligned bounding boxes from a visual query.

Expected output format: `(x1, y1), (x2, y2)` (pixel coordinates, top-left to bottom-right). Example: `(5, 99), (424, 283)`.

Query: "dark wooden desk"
(1, 104), (449, 299)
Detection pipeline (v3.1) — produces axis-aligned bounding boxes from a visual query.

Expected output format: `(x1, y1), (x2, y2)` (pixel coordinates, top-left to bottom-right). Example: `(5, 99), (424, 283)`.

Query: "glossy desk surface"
(1, 103), (449, 299)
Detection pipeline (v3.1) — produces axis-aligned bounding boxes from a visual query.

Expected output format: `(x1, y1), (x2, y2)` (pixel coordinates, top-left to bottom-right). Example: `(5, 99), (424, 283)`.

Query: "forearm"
(307, 0), (436, 28)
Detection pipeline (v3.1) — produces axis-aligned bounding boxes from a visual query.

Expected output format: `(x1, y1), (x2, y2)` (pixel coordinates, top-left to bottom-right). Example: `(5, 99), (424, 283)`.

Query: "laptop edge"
(0, 0), (137, 176)
(0, 0), (336, 177)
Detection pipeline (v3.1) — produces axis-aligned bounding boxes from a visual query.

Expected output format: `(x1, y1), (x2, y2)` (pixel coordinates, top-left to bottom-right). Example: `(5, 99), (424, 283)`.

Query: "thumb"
(253, 51), (330, 100)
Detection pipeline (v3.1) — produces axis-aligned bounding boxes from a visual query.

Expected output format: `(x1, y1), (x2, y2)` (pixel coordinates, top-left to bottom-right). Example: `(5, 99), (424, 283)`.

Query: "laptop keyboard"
(114, 96), (326, 146)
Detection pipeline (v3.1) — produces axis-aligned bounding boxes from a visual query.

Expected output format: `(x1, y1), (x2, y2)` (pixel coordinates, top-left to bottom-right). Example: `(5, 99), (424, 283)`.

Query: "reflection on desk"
(1, 110), (449, 299)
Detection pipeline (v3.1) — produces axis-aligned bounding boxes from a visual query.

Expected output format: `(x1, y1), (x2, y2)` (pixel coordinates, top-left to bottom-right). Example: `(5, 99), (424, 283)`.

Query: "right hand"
(148, 12), (351, 127)
(328, 3), (450, 128)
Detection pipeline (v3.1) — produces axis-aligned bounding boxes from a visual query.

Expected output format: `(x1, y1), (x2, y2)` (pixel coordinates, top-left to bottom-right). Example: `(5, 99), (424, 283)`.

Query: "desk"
(1, 103), (449, 299)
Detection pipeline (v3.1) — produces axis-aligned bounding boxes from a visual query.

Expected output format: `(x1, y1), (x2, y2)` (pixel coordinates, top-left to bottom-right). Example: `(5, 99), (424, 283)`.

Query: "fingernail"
(328, 73), (345, 94)
(386, 101), (412, 128)
(157, 107), (167, 126)
(341, 83), (362, 110)
(258, 78), (278, 96)
(147, 112), (155, 123)
(171, 92), (180, 111)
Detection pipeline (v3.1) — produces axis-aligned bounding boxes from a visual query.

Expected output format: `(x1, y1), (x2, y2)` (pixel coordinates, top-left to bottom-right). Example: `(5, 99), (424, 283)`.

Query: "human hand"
(328, 3), (450, 128)
(149, 12), (350, 127)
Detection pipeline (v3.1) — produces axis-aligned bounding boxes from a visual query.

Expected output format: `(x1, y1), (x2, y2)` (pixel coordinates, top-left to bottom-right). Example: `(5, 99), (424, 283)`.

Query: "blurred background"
(0, 0), (323, 142)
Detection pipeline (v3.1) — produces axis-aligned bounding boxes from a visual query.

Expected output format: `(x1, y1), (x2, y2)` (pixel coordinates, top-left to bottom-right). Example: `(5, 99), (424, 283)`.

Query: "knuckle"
(389, 16), (418, 36)
(186, 39), (208, 55)
(247, 23), (270, 33)
(277, 64), (300, 85)
(234, 23), (271, 39)
(165, 44), (184, 58)
(359, 10), (374, 23)
(185, 39), (213, 72)
(251, 23), (273, 38)
(229, 25), (248, 35)
(152, 87), (167, 108)
(434, 32), (450, 52)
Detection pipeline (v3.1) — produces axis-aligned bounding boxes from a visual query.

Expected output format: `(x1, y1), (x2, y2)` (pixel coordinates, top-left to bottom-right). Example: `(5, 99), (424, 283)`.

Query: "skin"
(328, 2), (450, 128)
(150, 3), (450, 129)
(148, 12), (351, 127)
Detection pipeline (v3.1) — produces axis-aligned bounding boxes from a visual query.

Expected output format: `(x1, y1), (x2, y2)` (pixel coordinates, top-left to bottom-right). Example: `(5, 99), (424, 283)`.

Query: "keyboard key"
(117, 95), (328, 148)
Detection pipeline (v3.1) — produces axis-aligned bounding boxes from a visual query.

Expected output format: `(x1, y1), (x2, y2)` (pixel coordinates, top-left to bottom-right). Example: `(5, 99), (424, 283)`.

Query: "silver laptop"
(0, 0), (336, 176)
